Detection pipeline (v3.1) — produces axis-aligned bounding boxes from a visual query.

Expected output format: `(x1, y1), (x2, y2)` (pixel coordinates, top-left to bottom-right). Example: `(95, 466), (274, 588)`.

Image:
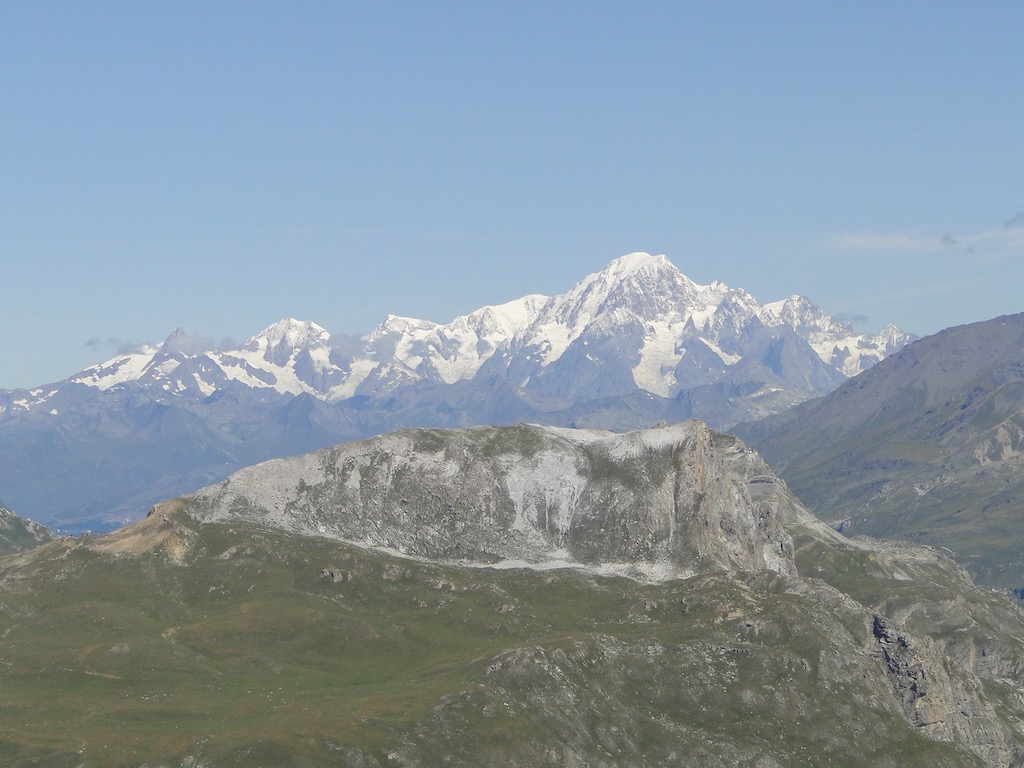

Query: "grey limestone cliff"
(180, 421), (796, 580)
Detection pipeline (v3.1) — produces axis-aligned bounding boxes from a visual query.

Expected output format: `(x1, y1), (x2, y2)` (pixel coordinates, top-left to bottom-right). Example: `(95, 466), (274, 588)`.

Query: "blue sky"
(2, 2), (1022, 389)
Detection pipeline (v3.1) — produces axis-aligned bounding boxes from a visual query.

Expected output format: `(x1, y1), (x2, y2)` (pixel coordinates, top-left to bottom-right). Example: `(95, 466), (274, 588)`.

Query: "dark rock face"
(181, 422), (797, 580)
(869, 613), (1015, 764)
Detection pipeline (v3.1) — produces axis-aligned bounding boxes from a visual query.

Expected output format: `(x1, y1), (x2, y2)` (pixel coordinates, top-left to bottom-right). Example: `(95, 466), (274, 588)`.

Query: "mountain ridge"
(3, 253), (912, 410)
(0, 502), (56, 552)
(733, 312), (1024, 587)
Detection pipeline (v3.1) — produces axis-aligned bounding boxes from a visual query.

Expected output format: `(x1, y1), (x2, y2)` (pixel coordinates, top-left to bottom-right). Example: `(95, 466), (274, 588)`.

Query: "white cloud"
(825, 220), (1024, 261)
(948, 226), (1024, 264)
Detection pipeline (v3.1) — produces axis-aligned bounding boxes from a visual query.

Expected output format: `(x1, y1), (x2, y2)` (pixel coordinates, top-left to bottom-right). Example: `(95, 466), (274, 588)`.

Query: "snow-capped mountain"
(0, 252), (914, 531)
(66, 320), (338, 399)
(6, 252), (912, 414)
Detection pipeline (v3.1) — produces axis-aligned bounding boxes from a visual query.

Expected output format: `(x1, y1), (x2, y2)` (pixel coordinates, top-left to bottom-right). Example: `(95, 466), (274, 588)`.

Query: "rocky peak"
(546, 252), (703, 329)
(0, 503), (56, 552)
(871, 323), (917, 353)
(144, 328), (192, 363)
(243, 318), (331, 368)
(768, 295), (844, 335)
(245, 318), (329, 353)
(153, 328), (217, 358)
(162, 327), (187, 345)
(139, 328), (194, 379)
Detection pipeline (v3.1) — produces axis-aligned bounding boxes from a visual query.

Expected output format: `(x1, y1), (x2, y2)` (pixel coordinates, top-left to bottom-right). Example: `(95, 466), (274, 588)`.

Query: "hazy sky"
(2, 2), (1022, 389)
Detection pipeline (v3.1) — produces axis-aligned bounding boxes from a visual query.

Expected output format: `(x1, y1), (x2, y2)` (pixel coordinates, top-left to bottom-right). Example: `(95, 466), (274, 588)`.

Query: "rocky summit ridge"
(0, 503), (55, 553)
(177, 421), (799, 581)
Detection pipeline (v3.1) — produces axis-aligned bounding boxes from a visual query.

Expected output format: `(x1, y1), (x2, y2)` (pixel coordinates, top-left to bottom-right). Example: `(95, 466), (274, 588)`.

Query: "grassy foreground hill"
(2, 502), (1024, 766)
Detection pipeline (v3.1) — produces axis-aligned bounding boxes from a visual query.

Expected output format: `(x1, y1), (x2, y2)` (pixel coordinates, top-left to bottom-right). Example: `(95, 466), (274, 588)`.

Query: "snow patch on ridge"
(702, 339), (741, 366)
(72, 348), (160, 391)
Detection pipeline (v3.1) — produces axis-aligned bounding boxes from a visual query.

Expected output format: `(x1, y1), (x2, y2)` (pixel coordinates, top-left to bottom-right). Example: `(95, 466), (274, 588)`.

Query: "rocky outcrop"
(0, 503), (56, 553)
(179, 421), (797, 581)
(6, 418), (1024, 764)
(870, 614), (1021, 766)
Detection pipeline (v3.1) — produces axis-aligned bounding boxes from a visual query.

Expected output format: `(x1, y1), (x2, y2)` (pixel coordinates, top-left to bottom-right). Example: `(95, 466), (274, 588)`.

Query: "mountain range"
(0, 252), (912, 532)
(4, 290), (1024, 764)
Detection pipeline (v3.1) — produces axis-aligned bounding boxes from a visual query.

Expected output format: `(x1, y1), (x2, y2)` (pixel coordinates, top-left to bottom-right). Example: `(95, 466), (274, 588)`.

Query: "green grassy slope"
(2, 507), (1022, 767)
